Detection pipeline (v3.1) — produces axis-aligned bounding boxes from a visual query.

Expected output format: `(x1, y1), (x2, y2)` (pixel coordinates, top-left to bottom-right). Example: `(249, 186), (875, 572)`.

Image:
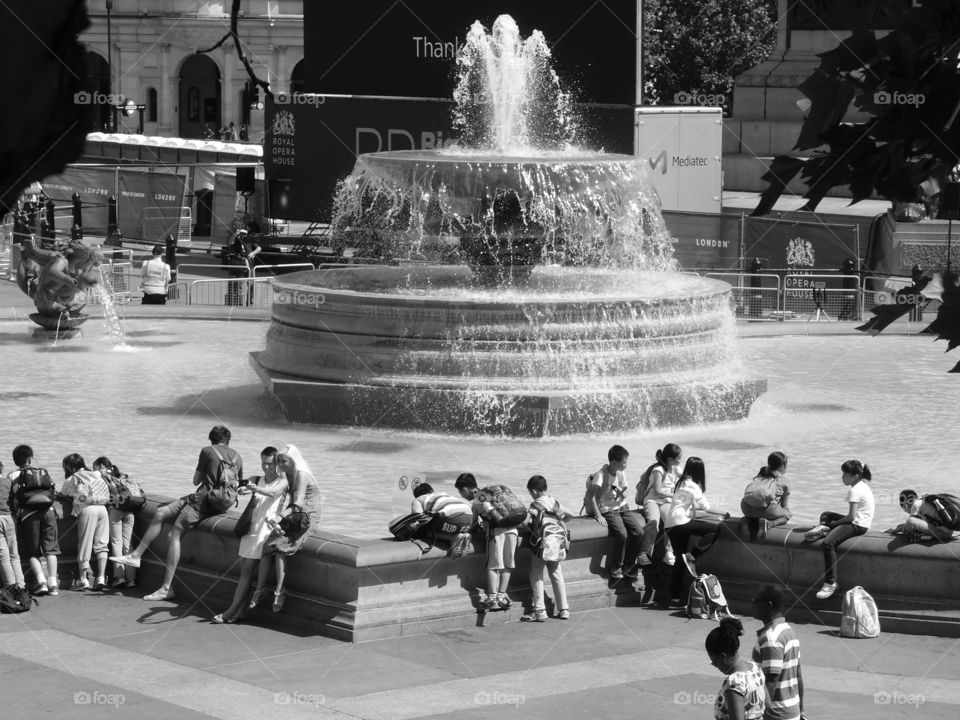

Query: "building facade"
(81, 1), (303, 140)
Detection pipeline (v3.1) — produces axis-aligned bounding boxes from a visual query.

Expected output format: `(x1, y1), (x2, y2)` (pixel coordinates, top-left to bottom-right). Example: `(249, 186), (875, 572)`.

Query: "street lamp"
(106, 0), (114, 131)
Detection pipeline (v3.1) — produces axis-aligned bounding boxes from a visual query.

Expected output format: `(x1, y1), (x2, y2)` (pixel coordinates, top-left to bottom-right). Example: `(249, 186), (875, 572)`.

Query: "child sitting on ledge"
(885, 489), (957, 543)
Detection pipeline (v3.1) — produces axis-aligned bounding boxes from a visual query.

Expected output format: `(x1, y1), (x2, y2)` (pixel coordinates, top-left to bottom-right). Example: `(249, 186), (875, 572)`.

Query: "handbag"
(233, 494), (257, 538)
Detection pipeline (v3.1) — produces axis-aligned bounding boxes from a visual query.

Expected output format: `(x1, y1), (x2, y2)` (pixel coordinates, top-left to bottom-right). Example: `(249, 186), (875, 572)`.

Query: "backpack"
(476, 484), (527, 528)
(389, 512), (434, 541)
(686, 574), (733, 620)
(742, 474), (779, 510)
(529, 499), (571, 562)
(635, 463), (660, 505)
(0, 584), (36, 614)
(106, 473), (147, 513)
(13, 466), (55, 515)
(203, 446), (240, 515)
(840, 586), (880, 638)
(71, 469), (112, 507)
(924, 493), (960, 531)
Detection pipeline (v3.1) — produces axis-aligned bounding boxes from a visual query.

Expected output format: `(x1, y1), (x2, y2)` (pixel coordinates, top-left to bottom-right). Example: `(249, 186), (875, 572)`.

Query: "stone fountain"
(252, 15), (765, 436)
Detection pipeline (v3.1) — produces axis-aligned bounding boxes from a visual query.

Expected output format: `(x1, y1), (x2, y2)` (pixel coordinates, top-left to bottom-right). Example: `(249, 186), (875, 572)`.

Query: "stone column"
(222, 41), (235, 130)
(274, 44), (288, 95)
(160, 43), (172, 135)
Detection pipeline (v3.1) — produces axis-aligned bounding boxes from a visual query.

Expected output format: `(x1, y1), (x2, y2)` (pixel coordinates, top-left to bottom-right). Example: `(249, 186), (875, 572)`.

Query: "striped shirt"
(753, 619), (802, 720)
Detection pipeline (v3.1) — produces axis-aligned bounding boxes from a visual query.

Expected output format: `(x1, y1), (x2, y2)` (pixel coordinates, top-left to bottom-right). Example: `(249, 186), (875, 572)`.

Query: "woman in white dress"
(213, 448), (288, 623)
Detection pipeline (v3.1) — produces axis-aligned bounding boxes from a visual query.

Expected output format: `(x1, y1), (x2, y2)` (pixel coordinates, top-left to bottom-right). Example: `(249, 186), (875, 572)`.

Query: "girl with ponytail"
(812, 459), (875, 599)
(705, 616), (766, 720)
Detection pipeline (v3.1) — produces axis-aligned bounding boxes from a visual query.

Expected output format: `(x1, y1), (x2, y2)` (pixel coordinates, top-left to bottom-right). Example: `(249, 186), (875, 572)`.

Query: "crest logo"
(786, 237), (815, 267)
(270, 110), (296, 137)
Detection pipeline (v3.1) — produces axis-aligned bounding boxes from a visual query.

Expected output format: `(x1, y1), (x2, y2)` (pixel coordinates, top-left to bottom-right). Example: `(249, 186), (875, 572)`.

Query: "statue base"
(29, 312), (89, 340)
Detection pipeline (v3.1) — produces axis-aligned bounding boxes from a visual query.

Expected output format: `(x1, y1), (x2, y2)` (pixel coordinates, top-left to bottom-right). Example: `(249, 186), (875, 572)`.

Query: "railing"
(707, 272), (782, 320)
(190, 277), (273, 307)
(782, 274), (862, 322)
(251, 263), (315, 277)
(0, 238), (13, 281)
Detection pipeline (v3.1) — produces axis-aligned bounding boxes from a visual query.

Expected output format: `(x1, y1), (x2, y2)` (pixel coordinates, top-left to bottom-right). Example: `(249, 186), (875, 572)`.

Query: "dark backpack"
(0, 584), (36, 614)
(203, 447), (240, 515)
(389, 512), (434, 541)
(477, 484), (527, 528)
(13, 466), (55, 515)
(106, 473), (147, 513)
(924, 493), (960, 531)
(529, 500), (571, 562)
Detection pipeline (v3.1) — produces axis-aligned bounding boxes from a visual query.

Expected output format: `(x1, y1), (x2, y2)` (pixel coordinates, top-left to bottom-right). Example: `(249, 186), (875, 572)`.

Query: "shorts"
(16, 507), (61, 556)
(486, 528), (518, 571)
(165, 496), (204, 533)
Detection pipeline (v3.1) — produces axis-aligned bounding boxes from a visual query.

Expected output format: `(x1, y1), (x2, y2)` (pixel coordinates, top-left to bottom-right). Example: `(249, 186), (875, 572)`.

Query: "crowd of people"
(3, 432), (954, 719)
(0, 426), (320, 625)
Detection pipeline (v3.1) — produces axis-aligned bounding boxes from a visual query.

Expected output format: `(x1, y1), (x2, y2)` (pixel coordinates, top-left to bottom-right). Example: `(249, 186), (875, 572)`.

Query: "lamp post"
(106, 0), (114, 132)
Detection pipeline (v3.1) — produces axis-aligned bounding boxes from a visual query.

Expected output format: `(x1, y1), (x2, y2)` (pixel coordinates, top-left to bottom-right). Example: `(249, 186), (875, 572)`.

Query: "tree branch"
(196, 0), (274, 100)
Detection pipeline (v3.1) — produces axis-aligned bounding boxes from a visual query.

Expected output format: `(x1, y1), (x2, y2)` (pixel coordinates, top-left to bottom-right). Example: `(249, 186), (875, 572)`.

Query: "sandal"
(273, 589), (286, 612)
(248, 587), (268, 610)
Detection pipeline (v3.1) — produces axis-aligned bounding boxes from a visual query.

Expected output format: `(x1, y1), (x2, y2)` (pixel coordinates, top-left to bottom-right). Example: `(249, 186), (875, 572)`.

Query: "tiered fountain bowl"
(251, 14), (766, 436)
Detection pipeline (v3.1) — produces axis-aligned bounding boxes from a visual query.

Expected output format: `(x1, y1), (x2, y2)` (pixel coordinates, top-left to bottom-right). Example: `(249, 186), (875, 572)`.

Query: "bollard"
(72, 192), (83, 237)
(165, 234), (178, 301)
(839, 258), (859, 320)
(45, 198), (55, 237)
(909, 264), (926, 322)
(749, 257), (764, 318)
(107, 195), (119, 246)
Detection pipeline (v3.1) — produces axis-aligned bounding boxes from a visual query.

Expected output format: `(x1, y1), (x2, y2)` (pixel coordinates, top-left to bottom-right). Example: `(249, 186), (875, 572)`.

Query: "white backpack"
(840, 586), (880, 638)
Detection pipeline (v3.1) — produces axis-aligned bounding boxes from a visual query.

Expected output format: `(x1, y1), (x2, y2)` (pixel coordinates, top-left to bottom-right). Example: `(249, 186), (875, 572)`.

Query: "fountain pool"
(0, 317), (953, 538)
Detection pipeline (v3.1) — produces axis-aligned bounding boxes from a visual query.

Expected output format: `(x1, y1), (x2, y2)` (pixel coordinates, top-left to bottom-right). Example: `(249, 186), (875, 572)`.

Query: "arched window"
(147, 87), (158, 122)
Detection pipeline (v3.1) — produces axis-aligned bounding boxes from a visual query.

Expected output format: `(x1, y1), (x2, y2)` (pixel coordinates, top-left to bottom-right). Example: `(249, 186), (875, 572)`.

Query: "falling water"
(94, 267), (127, 345)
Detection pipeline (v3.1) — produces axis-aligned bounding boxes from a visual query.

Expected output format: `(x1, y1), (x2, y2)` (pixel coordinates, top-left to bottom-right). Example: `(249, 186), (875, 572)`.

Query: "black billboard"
(268, 2), (638, 221)
(304, 1), (637, 104)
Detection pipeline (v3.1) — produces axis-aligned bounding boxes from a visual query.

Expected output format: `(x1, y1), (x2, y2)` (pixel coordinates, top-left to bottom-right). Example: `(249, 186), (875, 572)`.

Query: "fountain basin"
(252, 267), (766, 436)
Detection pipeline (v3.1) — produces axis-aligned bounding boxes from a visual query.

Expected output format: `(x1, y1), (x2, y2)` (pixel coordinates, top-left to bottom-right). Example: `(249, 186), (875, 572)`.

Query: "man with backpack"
(111, 426), (243, 601)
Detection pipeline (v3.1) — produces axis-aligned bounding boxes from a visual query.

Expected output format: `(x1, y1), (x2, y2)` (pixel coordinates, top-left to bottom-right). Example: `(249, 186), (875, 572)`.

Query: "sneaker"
(520, 610), (548, 622)
(143, 587), (175, 602)
(72, 576), (91, 591)
(635, 552), (653, 568)
(681, 553), (698, 578)
(804, 525), (830, 542)
(757, 519), (769, 542)
(47, 584), (59, 597)
(663, 552), (676, 566)
(126, 579), (137, 589)
(93, 577), (107, 591)
(110, 577), (128, 589)
(609, 568), (624, 580)
(816, 582), (838, 600)
(109, 555), (141, 569)
(623, 565), (640, 579)
(497, 595), (512, 611)
(32, 582), (49, 596)
(557, 609), (570, 620)
(478, 596), (497, 612)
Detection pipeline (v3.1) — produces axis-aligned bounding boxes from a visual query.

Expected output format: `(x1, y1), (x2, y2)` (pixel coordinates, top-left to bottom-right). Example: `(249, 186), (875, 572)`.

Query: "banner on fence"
(743, 216), (859, 272)
(661, 210), (741, 270)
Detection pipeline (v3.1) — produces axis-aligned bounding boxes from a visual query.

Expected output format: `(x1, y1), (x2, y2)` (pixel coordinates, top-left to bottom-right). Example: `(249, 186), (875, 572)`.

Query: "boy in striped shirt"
(752, 584), (805, 720)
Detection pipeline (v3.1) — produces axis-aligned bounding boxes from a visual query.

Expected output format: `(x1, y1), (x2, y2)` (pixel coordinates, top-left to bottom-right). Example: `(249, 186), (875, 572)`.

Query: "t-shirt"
(646, 465), (680, 503)
(714, 661), (766, 720)
(0, 473), (13, 514)
(141, 257), (171, 294)
(411, 492), (472, 520)
(664, 479), (710, 528)
(591, 465), (629, 513)
(753, 619), (802, 720)
(196, 444), (243, 489)
(846, 481), (875, 529)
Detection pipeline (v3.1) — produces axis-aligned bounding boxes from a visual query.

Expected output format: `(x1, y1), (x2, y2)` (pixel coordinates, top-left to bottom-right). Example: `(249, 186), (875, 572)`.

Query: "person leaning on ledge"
(140, 243), (172, 305)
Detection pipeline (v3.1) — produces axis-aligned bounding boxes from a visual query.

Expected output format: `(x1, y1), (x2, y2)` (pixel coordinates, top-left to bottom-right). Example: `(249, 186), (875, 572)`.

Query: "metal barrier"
(99, 248), (134, 264)
(707, 272), (782, 319)
(177, 263), (248, 278)
(0, 238), (13, 281)
(782, 274), (861, 321)
(190, 277), (272, 307)
(251, 263), (316, 277)
(861, 274), (931, 322)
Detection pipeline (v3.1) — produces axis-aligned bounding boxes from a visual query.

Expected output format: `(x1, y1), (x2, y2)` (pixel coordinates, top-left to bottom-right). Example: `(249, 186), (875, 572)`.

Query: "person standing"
(140, 243), (171, 304)
(752, 584), (805, 720)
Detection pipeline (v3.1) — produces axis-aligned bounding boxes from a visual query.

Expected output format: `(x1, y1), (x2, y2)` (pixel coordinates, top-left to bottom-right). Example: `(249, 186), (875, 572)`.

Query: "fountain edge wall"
(48, 498), (960, 640)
